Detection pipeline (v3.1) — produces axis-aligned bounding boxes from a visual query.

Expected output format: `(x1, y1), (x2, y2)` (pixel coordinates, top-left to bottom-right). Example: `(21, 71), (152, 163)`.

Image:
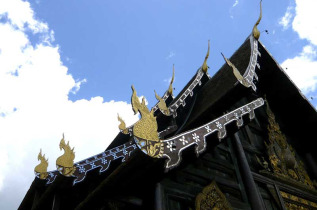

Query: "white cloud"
(166, 51), (175, 60)
(282, 45), (317, 94)
(280, 0), (317, 95)
(0, 1), (138, 209)
(0, 0), (48, 33)
(71, 78), (87, 94)
(232, 0), (239, 8)
(292, 0), (317, 45)
(229, 0), (239, 19)
(279, 6), (294, 30)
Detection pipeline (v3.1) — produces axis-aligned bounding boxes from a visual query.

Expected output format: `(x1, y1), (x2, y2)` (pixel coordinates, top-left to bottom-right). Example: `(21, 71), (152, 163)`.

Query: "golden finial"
(252, 0), (262, 40)
(117, 114), (129, 134)
(202, 40), (210, 72)
(132, 86), (163, 158)
(34, 149), (48, 179)
(56, 134), (76, 176)
(155, 90), (170, 115)
(221, 53), (249, 88)
(168, 64), (175, 95)
(131, 85), (159, 141)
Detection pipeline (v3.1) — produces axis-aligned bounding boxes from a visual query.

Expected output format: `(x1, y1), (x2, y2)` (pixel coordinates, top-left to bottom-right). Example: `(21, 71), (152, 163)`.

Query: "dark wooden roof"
(19, 35), (317, 210)
(181, 36), (317, 156)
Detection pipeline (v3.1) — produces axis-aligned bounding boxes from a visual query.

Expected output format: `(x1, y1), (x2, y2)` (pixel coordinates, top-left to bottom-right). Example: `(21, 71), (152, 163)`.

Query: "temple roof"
(19, 6), (317, 207)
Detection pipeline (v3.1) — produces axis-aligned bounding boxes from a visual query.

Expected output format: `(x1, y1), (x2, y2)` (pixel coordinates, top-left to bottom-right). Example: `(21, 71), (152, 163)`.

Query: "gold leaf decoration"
(117, 114), (129, 134)
(34, 149), (48, 179)
(221, 53), (249, 88)
(168, 64), (175, 95)
(202, 40), (210, 73)
(195, 180), (232, 210)
(252, 0), (262, 40)
(280, 191), (317, 209)
(256, 155), (270, 172)
(131, 85), (159, 142)
(264, 100), (314, 188)
(155, 90), (170, 116)
(56, 134), (76, 176)
(131, 86), (163, 158)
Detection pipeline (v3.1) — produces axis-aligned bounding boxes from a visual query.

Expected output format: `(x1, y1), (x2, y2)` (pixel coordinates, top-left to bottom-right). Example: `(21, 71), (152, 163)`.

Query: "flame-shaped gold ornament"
(56, 134), (76, 176)
(202, 40), (210, 72)
(117, 114), (129, 134)
(131, 86), (163, 158)
(34, 149), (48, 179)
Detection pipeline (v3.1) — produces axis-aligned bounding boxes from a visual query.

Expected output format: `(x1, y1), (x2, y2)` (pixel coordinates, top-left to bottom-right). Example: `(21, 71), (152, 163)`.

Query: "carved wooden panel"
(195, 180), (232, 210)
(280, 191), (317, 210)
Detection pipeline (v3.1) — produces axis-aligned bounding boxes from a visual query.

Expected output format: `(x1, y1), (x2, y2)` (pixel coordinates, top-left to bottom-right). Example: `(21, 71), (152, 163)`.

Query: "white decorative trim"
(168, 69), (206, 117)
(45, 141), (137, 185)
(161, 98), (265, 170)
(242, 36), (261, 91)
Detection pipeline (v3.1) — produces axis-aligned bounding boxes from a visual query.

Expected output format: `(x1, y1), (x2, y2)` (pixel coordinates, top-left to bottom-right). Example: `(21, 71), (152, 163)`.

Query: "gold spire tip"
(202, 40), (210, 72)
(154, 90), (159, 100)
(252, 0), (262, 40)
(168, 65), (175, 95)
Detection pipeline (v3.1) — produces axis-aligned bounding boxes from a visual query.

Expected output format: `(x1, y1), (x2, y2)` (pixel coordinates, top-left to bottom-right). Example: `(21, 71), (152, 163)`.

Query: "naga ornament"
(131, 85), (164, 158)
(117, 114), (129, 134)
(152, 65), (175, 113)
(252, 0), (262, 40)
(56, 134), (76, 176)
(34, 149), (48, 179)
(134, 95), (264, 170)
(168, 65), (175, 95)
(155, 90), (170, 116)
(221, 53), (250, 88)
(202, 40), (210, 73)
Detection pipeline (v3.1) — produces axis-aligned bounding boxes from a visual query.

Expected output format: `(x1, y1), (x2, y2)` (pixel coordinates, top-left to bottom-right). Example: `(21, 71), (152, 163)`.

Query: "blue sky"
(1, 0), (317, 209)
(27, 0), (316, 106)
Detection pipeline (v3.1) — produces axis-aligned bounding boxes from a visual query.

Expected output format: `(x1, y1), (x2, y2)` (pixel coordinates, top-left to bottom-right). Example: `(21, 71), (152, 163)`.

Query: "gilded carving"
(195, 181), (232, 210)
(131, 86), (163, 158)
(256, 155), (270, 172)
(131, 85), (159, 141)
(202, 40), (210, 73)
(221, 53), (250, 88)
(263, 101), (314, 188)
(134, 138), (164, 158)
(155, 90), (170, 116)
(280, 191), (317, 209)
(117, 114), (129, 134)
(284, 203), (307, 210)
(168, 65), (175, 95)
(252, 0), (262, 40)
(34, 149), (48, 179)
(56, 134), (76, 176)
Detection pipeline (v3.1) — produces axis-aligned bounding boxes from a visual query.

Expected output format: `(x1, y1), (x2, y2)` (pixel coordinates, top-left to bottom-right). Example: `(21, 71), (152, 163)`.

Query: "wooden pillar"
(52, 194), (61, 210)
(232, 132), (265, 210)
(305, 153), (317, 180)
(154, 183), (165, 210)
